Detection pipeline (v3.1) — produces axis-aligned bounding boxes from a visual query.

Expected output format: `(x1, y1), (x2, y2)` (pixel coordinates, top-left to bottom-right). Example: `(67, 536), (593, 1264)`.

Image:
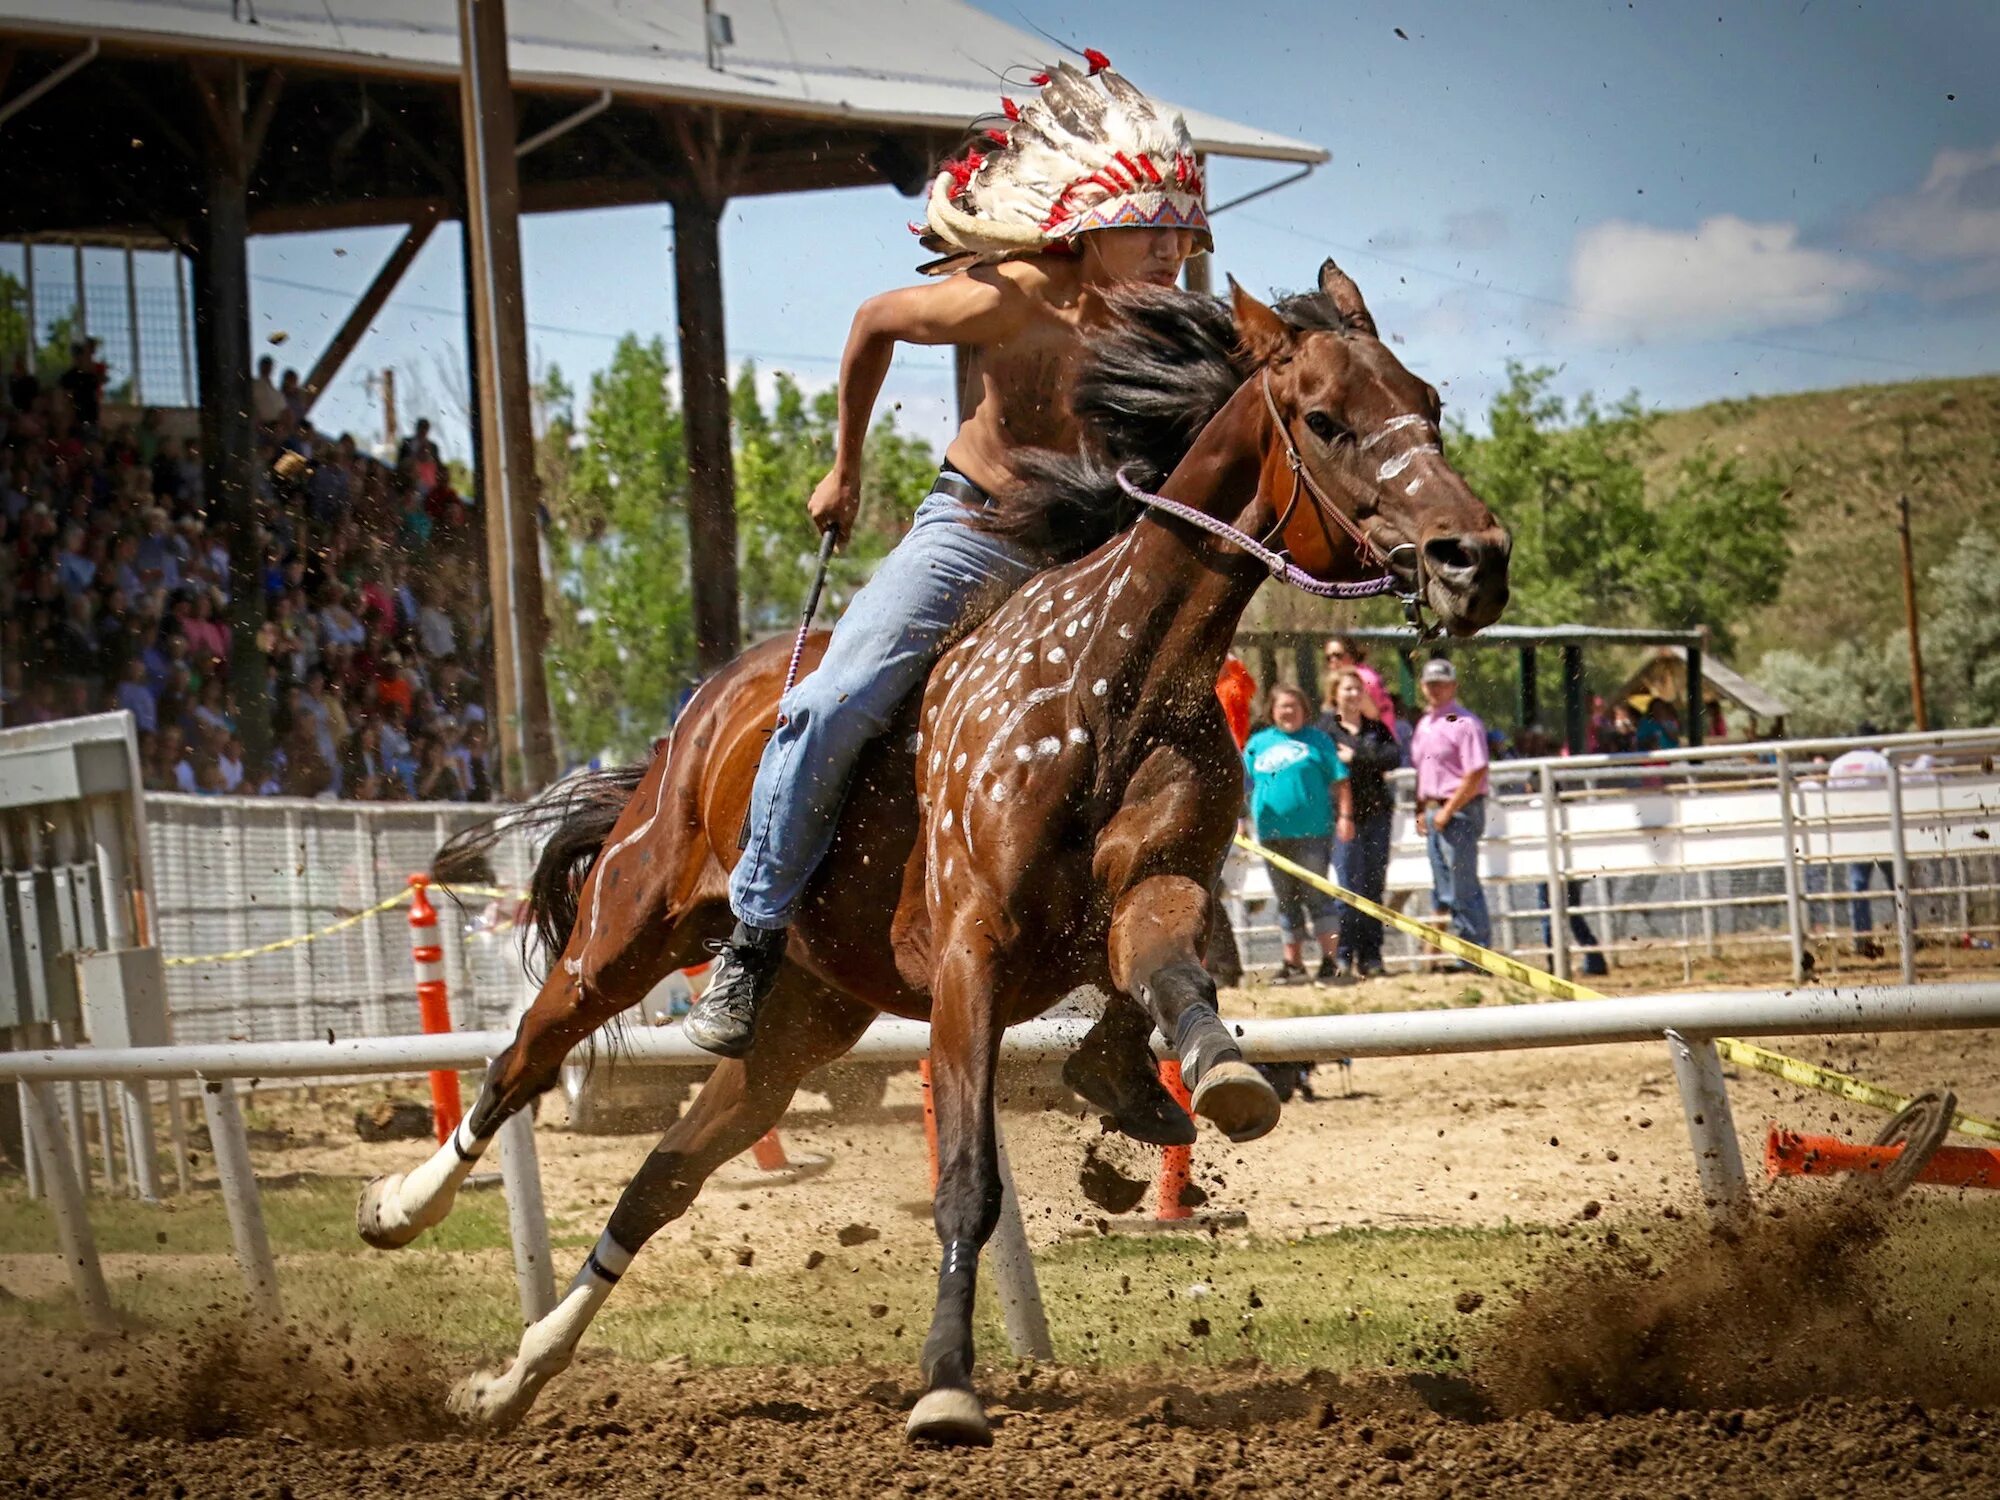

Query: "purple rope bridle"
(1113, 468), (1402, 600)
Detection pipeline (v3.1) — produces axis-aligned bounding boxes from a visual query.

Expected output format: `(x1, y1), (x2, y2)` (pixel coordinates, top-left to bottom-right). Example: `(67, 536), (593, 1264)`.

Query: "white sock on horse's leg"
(357, 1111), (493, 1248)
(449, 1230), (632, 1428)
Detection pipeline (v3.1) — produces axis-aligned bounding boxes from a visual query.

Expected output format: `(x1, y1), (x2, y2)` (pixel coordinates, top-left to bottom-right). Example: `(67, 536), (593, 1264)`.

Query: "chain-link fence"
(147, 796), (538, 1046)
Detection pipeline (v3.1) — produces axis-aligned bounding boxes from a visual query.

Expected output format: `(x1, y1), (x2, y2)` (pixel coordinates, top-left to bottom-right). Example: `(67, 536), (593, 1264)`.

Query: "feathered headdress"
(916, 53), (1211, 276)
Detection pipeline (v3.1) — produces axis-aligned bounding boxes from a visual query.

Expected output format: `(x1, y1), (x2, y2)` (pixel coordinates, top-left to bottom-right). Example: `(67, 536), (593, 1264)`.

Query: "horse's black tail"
(431, 758), (653, 980)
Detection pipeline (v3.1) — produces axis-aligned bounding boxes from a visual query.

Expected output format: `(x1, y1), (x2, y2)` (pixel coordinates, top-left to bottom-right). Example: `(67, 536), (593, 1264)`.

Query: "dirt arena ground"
(5, 968), (2000, 1495)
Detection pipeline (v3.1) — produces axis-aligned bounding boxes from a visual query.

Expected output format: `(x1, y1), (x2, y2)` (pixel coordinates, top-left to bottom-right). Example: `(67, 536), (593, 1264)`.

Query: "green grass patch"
(0, 1178), (595, 1259)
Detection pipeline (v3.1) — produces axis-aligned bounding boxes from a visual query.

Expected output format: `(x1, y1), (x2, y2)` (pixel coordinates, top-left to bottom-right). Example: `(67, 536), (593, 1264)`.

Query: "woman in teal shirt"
(1244, 685), (1352, 985)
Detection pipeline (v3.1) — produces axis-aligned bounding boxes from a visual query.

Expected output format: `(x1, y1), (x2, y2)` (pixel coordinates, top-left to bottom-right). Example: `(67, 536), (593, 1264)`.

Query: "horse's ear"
(1317, 259), (1378, 337)
(1228, 276), (1292, 364)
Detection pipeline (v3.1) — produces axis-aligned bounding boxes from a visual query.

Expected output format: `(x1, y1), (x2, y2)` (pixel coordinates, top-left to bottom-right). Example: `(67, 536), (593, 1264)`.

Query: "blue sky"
(21, 2), (1998, 459)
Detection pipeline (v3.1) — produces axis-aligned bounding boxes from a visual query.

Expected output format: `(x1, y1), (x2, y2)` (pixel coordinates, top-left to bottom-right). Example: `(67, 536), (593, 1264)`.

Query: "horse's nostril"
(1424, 535), (1481, 576)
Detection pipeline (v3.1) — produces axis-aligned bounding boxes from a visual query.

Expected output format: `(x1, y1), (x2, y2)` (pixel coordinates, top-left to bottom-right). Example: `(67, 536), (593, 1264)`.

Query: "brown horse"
(355, 261), (1510, 1443)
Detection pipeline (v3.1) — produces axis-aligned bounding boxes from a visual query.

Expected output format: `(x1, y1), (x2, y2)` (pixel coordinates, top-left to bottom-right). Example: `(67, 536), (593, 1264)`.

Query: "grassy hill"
(1645, 374), (2000, 664)
(1241, 372), (2000, 671)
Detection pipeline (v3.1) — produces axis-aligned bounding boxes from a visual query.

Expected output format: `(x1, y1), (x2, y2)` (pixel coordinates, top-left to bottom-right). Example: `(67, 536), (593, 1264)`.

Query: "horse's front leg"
(906, 915), (1010, 1446)
(1109, 873), (1280, 1143)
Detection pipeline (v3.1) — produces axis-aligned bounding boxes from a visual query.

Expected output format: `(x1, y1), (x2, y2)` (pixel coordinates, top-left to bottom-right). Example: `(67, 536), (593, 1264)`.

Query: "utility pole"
(1897, 420), (1928, 732)
(381, 367), (397, 453)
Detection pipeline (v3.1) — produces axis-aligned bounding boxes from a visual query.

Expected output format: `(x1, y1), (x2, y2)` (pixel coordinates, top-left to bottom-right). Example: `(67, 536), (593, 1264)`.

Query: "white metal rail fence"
(145, 795), (541, 1045)
(4, 985), (1999, 1341)
(1226, 727), (2000, 984)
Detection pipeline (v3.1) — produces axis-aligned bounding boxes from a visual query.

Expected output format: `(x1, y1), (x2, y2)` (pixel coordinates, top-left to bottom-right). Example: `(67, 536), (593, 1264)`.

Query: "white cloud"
(1854, 142), (2000, 302)
(1568, 214), (1886, 343)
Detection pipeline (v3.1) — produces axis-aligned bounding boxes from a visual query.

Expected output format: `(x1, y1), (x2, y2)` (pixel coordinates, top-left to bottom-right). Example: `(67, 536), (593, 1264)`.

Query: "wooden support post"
(1684, 639), (1705, 748)
(459, 0), (557, 794)
(299, 211), (440, 415)
(123, 241), (142, 405)
(1561, 644), (1586, 755)
(190, 60), (273, 766)
(673, 191), (742, 672)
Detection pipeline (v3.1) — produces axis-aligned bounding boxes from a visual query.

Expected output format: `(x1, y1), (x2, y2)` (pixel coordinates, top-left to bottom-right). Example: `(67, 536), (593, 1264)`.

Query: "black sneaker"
(1317, 955), (1357, 987)
(1357, 962), (1389, 981)
(1268, 961), (1310, 987)
(682, 921), (787, 1058)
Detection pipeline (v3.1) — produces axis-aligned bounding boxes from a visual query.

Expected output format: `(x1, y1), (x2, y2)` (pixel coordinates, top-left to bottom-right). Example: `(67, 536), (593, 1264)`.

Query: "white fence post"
(1538, 762), (1570, 981)
(22, 1080), (113, 1327)
(989, 1131), (1054, 1361)
(122, 1079), (161, 1202)
(497, 1109), (556, 1324)
(200, 1079), (284, 1323)
(1888, 754), (1916, 985)
(1775, 750), (1808, 983)
(1665, 1028), (1748, 1219)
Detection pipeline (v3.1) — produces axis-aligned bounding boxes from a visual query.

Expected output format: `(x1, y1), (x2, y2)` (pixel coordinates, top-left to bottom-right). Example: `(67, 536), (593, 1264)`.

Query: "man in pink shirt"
(1409, 658), (1491, 952)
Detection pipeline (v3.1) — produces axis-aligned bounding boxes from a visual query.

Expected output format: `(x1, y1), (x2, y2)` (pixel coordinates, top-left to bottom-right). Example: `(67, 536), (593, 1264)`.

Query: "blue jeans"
(1426, 795), (1490, 950)
(730, 479), (1043, 929)
(1261, 833), (1336, 944)
(1335, 807), (1392, 969)
(1849, 860), (1893, 933)
(1537, 880), (1609, 976)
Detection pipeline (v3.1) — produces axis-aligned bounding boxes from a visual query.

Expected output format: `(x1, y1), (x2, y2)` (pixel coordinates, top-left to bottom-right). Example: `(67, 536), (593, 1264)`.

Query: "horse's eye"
(1304, 411), (1343, 443)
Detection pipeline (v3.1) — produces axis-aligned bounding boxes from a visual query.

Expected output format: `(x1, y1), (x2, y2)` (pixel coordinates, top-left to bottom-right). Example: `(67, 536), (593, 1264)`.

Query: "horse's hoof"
(448, 1367), (533, 1431)
(356, 1174), (425, 1250)
(905, 1387), (992, 1446)
(1062, 1055), (1197, 1148)
(1190, 1060), (1282, 1143)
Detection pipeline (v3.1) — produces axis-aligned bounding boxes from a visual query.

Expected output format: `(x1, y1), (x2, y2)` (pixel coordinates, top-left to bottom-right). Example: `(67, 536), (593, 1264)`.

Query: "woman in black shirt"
(1320, 668), (1403, 978)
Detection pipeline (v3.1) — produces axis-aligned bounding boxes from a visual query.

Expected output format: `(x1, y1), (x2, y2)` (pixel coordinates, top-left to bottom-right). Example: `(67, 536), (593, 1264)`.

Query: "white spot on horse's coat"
(1079, 613), (1093, 630)
(978, 706), (993, 722)
(1361, 413), (1429, 450)
(953, 751), (967, 772)
(1035, 736), (1062, 757)
(943, 857), (954, 877)
(989, 781), (1008, 801)
(1406, 476), (1424, 495)
(1014, 744), (1033, 762)
(908, 733), (923, 753)
(1007, 672), (1021, 689)
(1117, 623), (1135, 640)
(1064, 620), (1079, 638)
(1378, 444), (1441, 482)
(944, 661), (958, 679)
(1068, 725), (1090, 745)
(1047, 646), (1066, 665)
(941, 809), (954, 831)
(1062, 587), (1076, 601)
(931, 750), (942, 771)
(1093, 679), (1109, 697)
(1017, 650), (1034, 664)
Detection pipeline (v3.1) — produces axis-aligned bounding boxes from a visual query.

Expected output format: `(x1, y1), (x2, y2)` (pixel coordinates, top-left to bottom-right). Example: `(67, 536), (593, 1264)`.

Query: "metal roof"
(0, 0), (1326, 165)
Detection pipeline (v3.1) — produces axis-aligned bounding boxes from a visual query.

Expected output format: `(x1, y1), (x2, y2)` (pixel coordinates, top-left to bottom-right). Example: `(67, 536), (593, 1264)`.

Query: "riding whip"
(739, 525), (840, 851)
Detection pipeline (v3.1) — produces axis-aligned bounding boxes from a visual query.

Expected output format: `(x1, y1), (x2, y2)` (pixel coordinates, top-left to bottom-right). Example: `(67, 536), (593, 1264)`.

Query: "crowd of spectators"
(1, 339), (495, 803)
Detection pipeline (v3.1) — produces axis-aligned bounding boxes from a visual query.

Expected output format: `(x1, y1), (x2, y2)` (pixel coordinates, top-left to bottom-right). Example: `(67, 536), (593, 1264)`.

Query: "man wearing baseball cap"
(1409, 658), (1491, 956)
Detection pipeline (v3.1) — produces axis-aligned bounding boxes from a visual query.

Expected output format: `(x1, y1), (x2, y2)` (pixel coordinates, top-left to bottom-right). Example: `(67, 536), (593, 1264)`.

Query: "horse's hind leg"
(359, 770), (724, 1249)
(449, 974), (874, 1429)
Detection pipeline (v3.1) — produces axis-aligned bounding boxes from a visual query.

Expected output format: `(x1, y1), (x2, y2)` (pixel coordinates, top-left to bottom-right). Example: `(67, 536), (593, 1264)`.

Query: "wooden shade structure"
(0, 0), (1324, 791)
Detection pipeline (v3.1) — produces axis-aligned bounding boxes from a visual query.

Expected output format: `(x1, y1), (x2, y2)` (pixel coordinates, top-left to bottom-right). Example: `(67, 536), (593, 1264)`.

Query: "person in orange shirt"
(1206, 653), (1257, 986)
(1216, 653), (1255, 750)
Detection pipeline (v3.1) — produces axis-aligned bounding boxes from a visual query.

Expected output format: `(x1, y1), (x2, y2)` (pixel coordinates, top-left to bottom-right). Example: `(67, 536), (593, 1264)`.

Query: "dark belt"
(933, 467), (993, 509)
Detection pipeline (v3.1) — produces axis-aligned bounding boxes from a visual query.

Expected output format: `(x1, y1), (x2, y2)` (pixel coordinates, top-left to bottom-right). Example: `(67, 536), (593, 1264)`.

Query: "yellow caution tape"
(1235, 832), (2000, 1142)
(162, 883), (528, 968)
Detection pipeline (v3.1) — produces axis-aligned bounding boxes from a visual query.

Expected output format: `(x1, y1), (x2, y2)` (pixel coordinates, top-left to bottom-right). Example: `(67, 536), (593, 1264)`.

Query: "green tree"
(1920, 523), (2000, 726)
(1756, 640), (1910, 737)
(538, 346), (938, 762)
(1451, 364), (1791, 654)
(0, 272), (84, 388)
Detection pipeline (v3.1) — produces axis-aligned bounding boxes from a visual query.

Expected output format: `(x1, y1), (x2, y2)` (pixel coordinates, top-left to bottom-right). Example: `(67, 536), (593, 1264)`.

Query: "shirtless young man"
(685, 58), (1210, 1058)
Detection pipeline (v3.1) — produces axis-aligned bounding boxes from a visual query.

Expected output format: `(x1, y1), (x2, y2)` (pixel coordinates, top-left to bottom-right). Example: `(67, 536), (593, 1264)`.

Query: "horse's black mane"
(976, 283), (1358, 559)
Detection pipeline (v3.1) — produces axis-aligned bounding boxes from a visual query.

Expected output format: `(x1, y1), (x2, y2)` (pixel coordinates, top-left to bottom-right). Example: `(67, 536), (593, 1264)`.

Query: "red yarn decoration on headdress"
(985, 127), (1010, 146)
(1029, 71), (1051, 86)
(1001, 97), (1021, 120)
(1083, 48), (1111, 74)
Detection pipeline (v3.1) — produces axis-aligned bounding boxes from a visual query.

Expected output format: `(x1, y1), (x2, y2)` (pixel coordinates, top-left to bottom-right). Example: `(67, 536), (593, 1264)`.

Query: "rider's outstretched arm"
(810, 268), (1030, 537)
